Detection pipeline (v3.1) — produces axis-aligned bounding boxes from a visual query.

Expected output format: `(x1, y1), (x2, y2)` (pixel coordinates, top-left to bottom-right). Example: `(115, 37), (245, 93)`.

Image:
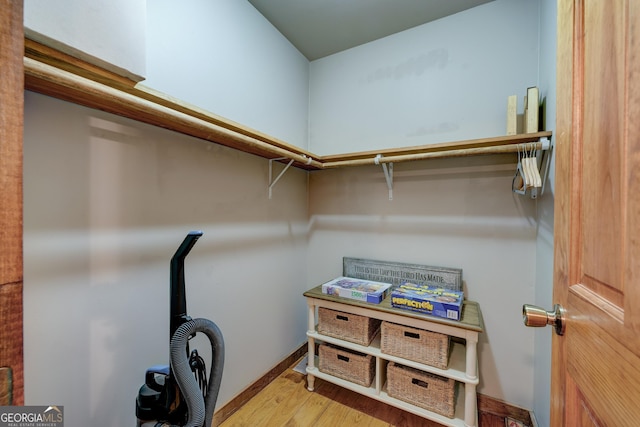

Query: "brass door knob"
(522, 304), (565, 335)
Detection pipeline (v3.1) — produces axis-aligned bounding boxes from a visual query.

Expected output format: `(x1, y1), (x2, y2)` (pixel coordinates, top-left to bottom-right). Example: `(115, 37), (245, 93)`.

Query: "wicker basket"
(387, 362), (456, 418)
(319, 344), (375, 387)
(318, 307), (381, 346)
(380, 321), (450, 369)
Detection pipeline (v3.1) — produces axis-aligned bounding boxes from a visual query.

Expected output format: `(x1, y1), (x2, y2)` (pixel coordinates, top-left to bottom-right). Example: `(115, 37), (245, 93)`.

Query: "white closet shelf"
(24, 38), (552, 172)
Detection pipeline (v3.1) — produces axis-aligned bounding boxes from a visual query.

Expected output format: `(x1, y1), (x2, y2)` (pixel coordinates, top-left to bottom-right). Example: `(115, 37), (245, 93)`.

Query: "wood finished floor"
(218, 358), (506, 427)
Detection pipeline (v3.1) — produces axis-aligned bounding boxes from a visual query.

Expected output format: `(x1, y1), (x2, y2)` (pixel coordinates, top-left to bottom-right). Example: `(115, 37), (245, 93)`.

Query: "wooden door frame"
(551, 0), (575, 424)
(0, 0), (24, 405)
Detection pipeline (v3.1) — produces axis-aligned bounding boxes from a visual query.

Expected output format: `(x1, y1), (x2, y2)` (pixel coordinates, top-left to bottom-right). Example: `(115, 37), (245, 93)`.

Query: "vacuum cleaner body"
(135, 364), (184, 425)
(136, 231), (224, 427)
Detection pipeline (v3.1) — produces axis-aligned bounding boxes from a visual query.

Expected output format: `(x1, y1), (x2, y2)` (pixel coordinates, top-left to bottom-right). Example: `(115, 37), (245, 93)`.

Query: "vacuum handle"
(170, 231), (203, 339)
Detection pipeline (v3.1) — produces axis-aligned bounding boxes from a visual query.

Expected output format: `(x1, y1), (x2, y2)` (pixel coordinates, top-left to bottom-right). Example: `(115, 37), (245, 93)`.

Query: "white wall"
(24, 0), (310, 151)
(533, 0), (557, 425)
(307, 155), (539, 408)
(144, 0), (310, 150)
(308, 0), (540, 155)
(23, 92), (309, 427)
(24, 0), (146, 81)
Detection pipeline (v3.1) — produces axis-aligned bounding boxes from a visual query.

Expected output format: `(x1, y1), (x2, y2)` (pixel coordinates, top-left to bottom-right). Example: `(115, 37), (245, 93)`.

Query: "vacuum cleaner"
(136, 231), (225, 427)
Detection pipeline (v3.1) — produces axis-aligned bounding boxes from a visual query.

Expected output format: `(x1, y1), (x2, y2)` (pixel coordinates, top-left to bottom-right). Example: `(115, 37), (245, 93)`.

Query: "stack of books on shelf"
(507, 86), (540, 135)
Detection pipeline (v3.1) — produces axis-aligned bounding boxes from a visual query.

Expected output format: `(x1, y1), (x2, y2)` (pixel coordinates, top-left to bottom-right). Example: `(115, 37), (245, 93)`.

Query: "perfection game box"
(322, 276), (393, 304)
(390, 282), (464, 320)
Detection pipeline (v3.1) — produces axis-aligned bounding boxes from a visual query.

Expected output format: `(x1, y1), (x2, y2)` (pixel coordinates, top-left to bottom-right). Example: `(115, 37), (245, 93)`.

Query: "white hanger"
(512, 145), (527, 195)
(528, 143), (542, 188)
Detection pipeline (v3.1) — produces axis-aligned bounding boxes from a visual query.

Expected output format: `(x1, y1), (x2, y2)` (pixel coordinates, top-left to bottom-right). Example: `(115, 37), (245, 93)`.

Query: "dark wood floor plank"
(479, 412), (506, 427)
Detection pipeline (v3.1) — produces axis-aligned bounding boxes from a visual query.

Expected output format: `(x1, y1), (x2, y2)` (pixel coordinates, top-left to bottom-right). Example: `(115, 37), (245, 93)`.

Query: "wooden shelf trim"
(322, 133), (552, 168)
(23, 38), (552, 171)
(24, 56), (323, 170)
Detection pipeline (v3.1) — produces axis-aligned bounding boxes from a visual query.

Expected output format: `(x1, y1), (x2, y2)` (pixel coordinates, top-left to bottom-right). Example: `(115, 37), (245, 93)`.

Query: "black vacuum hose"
(169, 318), (225, 427)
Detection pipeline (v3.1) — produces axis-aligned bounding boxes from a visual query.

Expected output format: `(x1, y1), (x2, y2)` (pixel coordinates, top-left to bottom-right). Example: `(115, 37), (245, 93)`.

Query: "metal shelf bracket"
(538, 137), (553, 197)
(375, 154), (393, 200)
(268, 157), (295, 199)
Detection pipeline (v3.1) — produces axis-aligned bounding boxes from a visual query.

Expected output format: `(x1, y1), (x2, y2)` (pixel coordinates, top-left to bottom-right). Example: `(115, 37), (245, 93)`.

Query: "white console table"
(304, 285), (484, 427)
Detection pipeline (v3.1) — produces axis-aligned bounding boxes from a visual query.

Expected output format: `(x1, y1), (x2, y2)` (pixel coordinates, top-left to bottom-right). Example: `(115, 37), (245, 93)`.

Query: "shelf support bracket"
(375, 154), (393, 200)
(538, 137), (553, 197)
(268, 157), (294, 199)
(530, 137), (552, 199)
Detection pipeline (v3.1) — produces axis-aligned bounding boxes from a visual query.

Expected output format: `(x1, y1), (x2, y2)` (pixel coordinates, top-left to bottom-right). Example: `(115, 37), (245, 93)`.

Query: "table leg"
(465, 334), (478, 380)
(306, 301), (316, 391)
(464, 383), (477, 427)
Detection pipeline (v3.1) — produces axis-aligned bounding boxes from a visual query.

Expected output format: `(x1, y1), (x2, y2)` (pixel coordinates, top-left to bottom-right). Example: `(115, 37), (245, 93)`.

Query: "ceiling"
(248, 0), (495, 61)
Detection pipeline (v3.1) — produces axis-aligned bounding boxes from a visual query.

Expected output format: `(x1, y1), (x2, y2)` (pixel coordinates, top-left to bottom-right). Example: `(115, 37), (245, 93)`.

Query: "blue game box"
(390, 282), (464, 320)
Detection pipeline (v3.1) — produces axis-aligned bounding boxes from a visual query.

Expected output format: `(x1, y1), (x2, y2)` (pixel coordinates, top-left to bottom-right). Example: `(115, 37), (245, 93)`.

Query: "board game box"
(390, 282), (464, 320)
(321, 276), (393, 304)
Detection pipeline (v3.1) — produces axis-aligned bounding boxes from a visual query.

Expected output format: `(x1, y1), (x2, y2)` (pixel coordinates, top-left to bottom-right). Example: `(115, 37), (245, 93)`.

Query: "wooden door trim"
(0, 0), (24, 405)
(551, 0), (576, 424)
(627, 0), (640, 337)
